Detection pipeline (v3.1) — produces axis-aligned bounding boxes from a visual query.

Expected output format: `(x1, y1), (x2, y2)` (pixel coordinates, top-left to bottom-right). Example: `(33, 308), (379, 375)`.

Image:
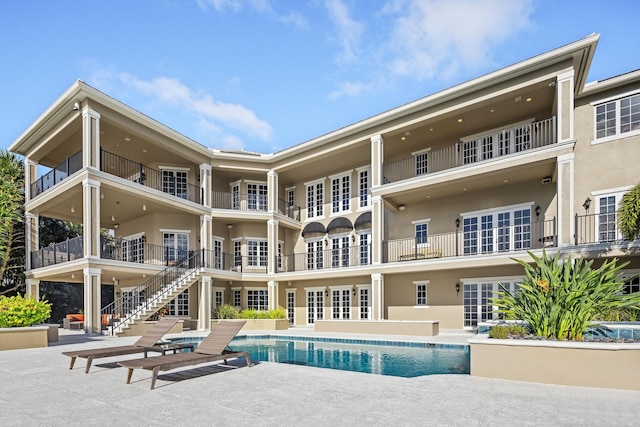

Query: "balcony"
(31, 151), (83, 198)
(277, 244), (372, 272)
(30, 236), (84, 269)
(383, 117), (556, 183)
(100, 150), (203, 205)
(382, 219), (556, 263)
(212, 191), (301, 220)
(574, 213), (631, 245)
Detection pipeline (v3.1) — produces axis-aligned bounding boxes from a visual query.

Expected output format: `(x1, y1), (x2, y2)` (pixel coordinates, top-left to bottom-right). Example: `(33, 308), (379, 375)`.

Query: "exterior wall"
(0, 327), (48, 350)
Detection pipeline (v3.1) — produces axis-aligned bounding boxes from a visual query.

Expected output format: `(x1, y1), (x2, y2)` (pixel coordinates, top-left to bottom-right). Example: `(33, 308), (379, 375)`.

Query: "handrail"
(30, 236), (84, 269)
(102, 250), (207, 335)
(383, 117), (557, 183)
(100, 150), (203, 205)
(212, 191), (268, 211)
(574, 212), (628, 245)
(278, 244), (372, 272)
(382, 218), (556, 262)
(30, 150), (83, 198)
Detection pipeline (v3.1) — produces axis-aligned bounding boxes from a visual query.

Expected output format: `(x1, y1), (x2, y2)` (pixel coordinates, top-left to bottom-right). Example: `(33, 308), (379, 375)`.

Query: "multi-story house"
(10, 34), (640, 334)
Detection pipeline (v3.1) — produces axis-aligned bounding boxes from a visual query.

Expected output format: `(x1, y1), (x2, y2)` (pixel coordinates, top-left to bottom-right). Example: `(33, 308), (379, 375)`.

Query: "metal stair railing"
(101, 250), (206, 336)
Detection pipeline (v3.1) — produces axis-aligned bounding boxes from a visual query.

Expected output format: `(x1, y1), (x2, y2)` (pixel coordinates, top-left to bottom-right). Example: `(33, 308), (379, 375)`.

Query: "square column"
(370, 134), (384, 187)
(557, 153), (574, 246)
(82, 179), (101, 258)
(198, 276), (212, 331)
(267, 170), (278, 213)
(200, 214), (212, 253)
(371, 195), (384, 264)
(371, 273), (384, 320)
(268, 280), (279, 311)
(200, 163), (212, 208)
(25, 279), (40, 299)
(556, 71), (575, 143)
(83, 268), (101, 333)
(25, 213), (38, 270)
(267, 219), (279, 274)
(25, 160), (37, 202)
(82, 106), (101, 169)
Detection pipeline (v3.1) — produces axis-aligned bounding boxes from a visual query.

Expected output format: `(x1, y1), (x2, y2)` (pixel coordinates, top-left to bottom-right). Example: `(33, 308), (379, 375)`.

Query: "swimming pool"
(169, 335), (470, 377)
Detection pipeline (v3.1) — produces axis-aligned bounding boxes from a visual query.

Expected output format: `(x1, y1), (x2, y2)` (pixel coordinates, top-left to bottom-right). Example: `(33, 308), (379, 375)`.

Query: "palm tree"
(0, 150), (25, 294)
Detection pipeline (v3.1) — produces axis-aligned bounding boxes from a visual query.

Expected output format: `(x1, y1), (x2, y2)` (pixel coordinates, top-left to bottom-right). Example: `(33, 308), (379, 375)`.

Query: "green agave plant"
(492, 251), (640, 341)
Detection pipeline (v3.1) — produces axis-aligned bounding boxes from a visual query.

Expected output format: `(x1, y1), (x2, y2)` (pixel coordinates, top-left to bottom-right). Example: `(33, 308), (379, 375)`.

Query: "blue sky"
(2, 0), (640, 155)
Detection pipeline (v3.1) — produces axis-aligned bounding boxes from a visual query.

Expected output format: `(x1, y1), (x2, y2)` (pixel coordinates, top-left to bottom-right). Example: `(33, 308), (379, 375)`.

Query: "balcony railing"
(212, 191), (268, 211)
(383, 219), (556, 262)
(383, 117), (557, 183)
(278, 198), (301, 221)
(30, 236), (84, 269)
(100, 150), (203, 205)
(574, 213), (627, 245)
(277, 244), (372, 272)
(100, 238), (167, 266)
(31, 151), (83, 198)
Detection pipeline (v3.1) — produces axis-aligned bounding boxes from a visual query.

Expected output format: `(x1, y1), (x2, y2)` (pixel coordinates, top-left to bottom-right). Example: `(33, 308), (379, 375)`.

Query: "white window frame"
(305, 178), (325, 220)
(357, 166), (371, 209)
(212, 237), (223, 269)
(331, 233), (350, 268)
(159, 166), (190, 200)
(232, 238), (242, 270)
(246, 288), (268, 311)
(160, 229), (190, 264)
(329, 285), (352, 320)
(212, 287), (225, 310)
(356, 285), (371, 320)
(306, 238), (324, 270)
(230, 181), (241, 210)
(232, 287), (242, 308)
(412, 148), (430, 175)
(247, 181), (268, 211)
(592, 187), (630, 242)
(592, 90), (640, 145)
(305, 287), (325, 325)
(412, 218), (430, 247)
(286, 289), (296, 325)
(329, 171), (352, 215)
(166, 288), (189, 316)
(461, 276), (522, 329)
(414, 280), (429, 306)
(247, 238), (268, 268)
(357, 231), (371, 265)
(121, 232), (145, 263)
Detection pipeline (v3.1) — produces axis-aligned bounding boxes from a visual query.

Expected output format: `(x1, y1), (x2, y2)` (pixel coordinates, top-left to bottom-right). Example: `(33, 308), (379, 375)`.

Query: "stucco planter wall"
(469, 334), (640, 391)
(212, 319), (289, 330)
(0, 326), (48, 351)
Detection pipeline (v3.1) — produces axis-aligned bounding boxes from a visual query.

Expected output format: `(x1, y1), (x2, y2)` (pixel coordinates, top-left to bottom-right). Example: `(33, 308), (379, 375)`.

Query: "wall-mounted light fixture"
(351, 234), (356, 243)
(227, 224), (233, 229)
(535, 205), (541, 219)
(325, 289), (329, 297)
(456, 283), (460, 295)
(455, 218), (460, 229)
(398, 205), (406, 211)
(583, 197), (591, 213)
(353, 287), (356, 296)
(116, 291), (121, 298)
(113, 224), (119, 229)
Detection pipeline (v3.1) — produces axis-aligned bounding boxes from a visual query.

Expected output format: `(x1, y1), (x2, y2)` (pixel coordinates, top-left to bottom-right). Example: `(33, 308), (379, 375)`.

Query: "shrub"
(488, 324), (529, 339)
(492, 251), (640, 341)
(0, 294), (52, 327)
(212, 304), (240, 319)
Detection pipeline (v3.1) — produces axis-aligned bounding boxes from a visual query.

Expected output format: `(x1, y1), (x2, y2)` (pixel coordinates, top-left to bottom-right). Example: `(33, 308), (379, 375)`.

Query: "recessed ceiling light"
(526, 97), (532, 102)
(490, 109), (495, 113)
(124, 137), (131, 142)
(429, 128), (434, 131)
(142, 149), (147, 153)
(457, 118), (463, 123)
(504, 180), (508, 183)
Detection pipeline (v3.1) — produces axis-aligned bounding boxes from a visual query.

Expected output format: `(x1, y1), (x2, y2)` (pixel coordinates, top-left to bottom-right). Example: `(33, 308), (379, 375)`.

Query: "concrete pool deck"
(2, 328), (639, 426)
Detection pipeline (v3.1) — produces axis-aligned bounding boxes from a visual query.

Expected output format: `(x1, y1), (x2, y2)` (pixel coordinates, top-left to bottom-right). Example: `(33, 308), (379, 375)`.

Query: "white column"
(82, 106), (101, 169)
(370, 134), (384, 187)
(25, 160), (37, 202)
(83, 268), (101, 333)
(557, 153), (574, 247)
(267, 219), (279, 274)
(25, 279), (40, 299)
(82, 179), (101, 258)
(556, 71), (575, 143)
(371, 195), (384, 264)
(25, 213), (39, 270)
(268, 280), (279, 311)
(267, 170), (278, 213)
(198, 276), (212, 331)
(200, 214), (212, 256)
(199, 163), (212, 208)
(371, 273), (384, 320)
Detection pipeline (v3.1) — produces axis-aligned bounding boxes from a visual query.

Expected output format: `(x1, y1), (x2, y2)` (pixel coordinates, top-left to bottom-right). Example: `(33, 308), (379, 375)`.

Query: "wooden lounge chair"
(62, 318), (179, 373)
(117, 320), (251, 389)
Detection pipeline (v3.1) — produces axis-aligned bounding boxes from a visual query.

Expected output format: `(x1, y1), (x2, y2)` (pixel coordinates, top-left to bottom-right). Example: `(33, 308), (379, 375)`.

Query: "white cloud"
(383, 0), (535, 81)
(196, 0), (309, 29)
(119, 74), (273, 142)
(324, 0), (365, 64)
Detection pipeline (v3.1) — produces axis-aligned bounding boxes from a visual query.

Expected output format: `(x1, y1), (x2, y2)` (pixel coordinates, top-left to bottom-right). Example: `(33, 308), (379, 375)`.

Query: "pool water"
(170, 336), (470, 377)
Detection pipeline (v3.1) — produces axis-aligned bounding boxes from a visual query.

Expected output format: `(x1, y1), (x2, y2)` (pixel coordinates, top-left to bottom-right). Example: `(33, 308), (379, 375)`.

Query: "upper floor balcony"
(574, 212), (637, 246)
(382, 117), (557, 184)
(211, 191), (301, 220)
(277, 244), (372, 273)
(30, 149), (204, 205)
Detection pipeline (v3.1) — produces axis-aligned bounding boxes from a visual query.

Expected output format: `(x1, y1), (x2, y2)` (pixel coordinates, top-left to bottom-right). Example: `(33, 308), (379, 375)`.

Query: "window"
(358, 233), (371, 265)
(233, 240), (242, 269)
(358, 287), (371, 320)
(231, 182), (240, 210)
(462, 205), (531, 255)
(247, 240), (268, 267)
(233, 289), (241, 308)
(463, 278), (520, 328)
(162, 170), (188, 199)
(623, 276), (640, 294)
(414, 150), (429, 175)
(331, 288), (351, 320)
(331, 236), (350, 267)
(277, 242), (283, 270)
(306, 240), (324, 270)
(596, 192), (625, 242)
(247, 182), (267, 211)
(306, 181), (324, 219)
(287, 290), (296, 325)
(122, 234), (145, 263)
(358, 169), (370, 208)
(331, 173), (350, 214)
(247, 289), (268, 310)
(415, 281), (428, 306)
(595, 93), (640, 140)
(163, 231), (188, 264)
(415, 221), (429, 245)
(212, 289), (224, 309)
(306, 289), (324, 324)
(212, 238), (223, 269)
(166, 289), (189, 316)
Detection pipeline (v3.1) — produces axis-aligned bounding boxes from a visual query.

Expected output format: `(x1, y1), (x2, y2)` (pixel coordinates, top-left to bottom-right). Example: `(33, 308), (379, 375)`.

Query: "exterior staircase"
(101, 251), (205, 336)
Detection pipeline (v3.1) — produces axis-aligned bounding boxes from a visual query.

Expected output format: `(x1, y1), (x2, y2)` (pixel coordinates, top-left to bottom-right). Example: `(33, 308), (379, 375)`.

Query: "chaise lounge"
(62, 318), (179, 373)
(117, 320), (251, 389)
